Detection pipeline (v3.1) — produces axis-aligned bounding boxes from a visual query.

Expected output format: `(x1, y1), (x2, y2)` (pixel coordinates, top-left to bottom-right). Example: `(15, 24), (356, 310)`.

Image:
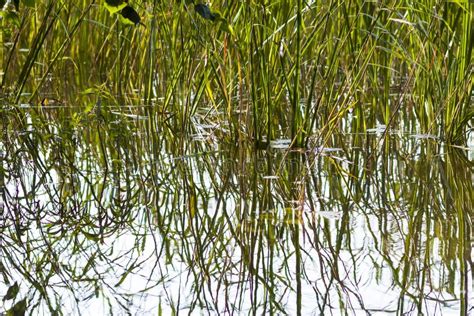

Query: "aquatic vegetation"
(0, 0), (472, 315)
(0, 1), (471, 144)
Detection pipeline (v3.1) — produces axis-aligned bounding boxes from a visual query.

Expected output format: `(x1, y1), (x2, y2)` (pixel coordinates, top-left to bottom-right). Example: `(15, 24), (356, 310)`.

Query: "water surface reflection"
(1, 109), (472, 315)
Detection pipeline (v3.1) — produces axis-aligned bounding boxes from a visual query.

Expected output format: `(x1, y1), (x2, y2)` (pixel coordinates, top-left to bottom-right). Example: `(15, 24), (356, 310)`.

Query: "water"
(1, 107), (472, 315)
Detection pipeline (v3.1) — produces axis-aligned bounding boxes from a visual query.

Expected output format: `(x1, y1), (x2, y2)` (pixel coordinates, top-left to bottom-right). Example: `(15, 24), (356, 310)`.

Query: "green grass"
(0, 0), (471, 145)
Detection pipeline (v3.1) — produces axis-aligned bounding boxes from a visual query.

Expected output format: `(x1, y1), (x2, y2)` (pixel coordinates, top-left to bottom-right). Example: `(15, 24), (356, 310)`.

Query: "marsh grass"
(0, 1), (471, 145)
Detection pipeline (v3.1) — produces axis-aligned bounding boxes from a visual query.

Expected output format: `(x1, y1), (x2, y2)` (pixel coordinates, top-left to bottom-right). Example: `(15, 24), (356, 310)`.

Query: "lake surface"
(1, 104), (473, 315)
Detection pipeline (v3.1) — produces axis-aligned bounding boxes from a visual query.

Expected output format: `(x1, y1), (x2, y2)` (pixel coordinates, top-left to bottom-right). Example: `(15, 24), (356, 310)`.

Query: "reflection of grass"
(2, 116), (471, 314)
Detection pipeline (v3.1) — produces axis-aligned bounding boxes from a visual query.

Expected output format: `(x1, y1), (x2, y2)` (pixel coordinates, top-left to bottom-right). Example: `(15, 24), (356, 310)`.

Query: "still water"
(1, 105), (473, 315)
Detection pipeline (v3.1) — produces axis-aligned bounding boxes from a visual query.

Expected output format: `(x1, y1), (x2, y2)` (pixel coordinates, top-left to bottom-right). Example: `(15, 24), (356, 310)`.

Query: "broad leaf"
(119, 5), (142, 26)
(104, 0), (127, 15)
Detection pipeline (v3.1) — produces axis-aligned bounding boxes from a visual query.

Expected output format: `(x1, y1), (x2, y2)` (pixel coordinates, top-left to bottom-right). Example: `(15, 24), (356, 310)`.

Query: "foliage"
(0, 1), (472, 144)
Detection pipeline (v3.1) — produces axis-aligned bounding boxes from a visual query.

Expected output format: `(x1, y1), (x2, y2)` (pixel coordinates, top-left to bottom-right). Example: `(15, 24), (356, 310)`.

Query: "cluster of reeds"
(0, 0), (472, 145)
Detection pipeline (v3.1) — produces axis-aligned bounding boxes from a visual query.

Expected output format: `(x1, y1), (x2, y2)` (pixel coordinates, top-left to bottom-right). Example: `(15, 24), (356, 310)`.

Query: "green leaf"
(3, 282), (19, 301)
(118, 5), (142, 26)
(6, 297), (27, 316)
(104, 0), (127, 15)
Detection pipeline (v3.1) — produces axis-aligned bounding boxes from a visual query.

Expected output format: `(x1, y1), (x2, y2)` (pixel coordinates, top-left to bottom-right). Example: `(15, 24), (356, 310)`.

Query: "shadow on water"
(0, 104), (472, 315)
